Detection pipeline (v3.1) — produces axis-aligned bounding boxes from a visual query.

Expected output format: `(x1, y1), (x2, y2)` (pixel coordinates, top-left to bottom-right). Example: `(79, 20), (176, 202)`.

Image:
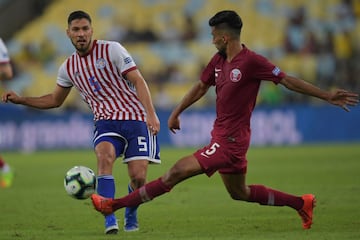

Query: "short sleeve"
(0, 38), (10, 63)
(251, 53), (286, 84)
(109, 42), (137, 76)
(57, 60), (73, 88)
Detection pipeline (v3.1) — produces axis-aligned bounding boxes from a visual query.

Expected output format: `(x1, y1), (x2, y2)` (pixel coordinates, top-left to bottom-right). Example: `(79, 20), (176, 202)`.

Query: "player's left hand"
(1, 90), (22, 104)
(328, 89), (359, 112)
(147, 113), (160, 135)
(168, 113), (180, 134)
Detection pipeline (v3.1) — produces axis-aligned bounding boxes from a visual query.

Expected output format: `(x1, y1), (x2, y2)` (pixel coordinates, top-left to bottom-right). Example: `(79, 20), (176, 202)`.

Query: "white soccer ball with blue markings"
(64, 166), (96, 200)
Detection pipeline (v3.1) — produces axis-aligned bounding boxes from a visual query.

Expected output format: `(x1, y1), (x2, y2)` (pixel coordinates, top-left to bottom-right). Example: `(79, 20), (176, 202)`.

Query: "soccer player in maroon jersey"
(2, 11), (160, 234)
(90, 10), (359, 230)
(0, 38), (15, 188)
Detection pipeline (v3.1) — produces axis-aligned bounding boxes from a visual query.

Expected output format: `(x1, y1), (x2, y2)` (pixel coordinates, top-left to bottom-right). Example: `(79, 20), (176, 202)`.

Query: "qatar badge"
(95, 58), (106, 69)
(230, 69), (242, 82)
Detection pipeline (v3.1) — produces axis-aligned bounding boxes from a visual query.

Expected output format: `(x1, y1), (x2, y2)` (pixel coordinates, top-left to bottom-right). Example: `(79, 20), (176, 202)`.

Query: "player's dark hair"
(209, 10), (242, 36)
(67, 10), (92, 25)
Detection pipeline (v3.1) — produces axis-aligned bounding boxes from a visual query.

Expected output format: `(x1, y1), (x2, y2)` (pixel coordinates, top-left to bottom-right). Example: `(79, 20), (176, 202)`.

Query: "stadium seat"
(8, 0), (358, 108)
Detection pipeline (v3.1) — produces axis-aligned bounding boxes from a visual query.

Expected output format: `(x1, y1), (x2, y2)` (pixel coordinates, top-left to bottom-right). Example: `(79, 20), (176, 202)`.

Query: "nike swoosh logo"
(215, 68), (221, 72)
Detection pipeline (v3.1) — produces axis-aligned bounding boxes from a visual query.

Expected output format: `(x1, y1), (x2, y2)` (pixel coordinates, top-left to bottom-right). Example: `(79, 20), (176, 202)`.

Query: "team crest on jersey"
(95, 58), (106, 69)
(230, 69), (242, 82)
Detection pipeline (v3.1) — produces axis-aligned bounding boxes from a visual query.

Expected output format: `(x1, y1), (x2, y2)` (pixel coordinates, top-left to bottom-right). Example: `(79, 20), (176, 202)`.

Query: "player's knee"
(96, 151), (115, 165)
(96, 153), (116, 175)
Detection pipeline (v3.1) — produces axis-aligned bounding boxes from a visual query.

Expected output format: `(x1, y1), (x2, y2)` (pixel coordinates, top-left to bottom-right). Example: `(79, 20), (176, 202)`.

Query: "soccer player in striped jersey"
(90, 10), (359, 230)
(2, 11), (160, 234)
(0, 38), (14, 188)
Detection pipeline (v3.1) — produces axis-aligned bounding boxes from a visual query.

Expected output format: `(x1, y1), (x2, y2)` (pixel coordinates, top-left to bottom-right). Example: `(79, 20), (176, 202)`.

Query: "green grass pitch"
(1, 143), (359, 240)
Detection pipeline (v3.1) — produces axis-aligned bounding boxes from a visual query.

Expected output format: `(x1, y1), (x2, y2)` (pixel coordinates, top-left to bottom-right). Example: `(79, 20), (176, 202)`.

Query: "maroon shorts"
(193, 137), (249, 177)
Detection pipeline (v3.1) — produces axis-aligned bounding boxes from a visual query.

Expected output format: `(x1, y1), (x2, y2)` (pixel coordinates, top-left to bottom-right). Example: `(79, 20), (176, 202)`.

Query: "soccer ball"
(64, 166), (96, 200)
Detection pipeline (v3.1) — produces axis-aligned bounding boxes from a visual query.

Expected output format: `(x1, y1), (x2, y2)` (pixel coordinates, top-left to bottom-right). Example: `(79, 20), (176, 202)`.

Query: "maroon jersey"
(200, 45), (285, 144)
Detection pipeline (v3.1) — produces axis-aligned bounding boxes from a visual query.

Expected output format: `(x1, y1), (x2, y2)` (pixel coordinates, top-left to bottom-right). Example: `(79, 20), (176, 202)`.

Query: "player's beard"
(217, 46), (227, 58)
(72, 38), (92, 54)
(215, 41), (227, 57)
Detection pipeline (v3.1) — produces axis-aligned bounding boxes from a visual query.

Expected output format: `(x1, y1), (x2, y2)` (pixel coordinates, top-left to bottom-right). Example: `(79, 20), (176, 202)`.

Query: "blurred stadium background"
(0, 0), (359, 151)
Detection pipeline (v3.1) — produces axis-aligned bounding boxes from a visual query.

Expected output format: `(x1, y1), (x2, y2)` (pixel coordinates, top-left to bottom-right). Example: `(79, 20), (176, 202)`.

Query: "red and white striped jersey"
(0, 38), (10, 64)
(57, 40), (146, 121)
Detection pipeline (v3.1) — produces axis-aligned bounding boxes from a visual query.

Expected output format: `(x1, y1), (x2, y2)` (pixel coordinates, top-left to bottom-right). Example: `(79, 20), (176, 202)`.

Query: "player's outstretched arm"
(279, 75), (359, 111)
(2, 85), (71, 109)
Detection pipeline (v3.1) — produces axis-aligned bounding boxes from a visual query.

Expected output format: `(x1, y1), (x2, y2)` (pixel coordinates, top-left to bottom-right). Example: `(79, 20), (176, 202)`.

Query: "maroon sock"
(248, 185), (303, 210)
(113, 178), (172, 210)
(0, 158), (5, 168)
